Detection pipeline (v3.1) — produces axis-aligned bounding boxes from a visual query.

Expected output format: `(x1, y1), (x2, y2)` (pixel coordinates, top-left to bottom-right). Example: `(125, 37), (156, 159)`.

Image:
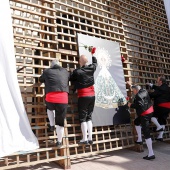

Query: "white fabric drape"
(164, 0), (170, 30)
(0, 1), (39, 157)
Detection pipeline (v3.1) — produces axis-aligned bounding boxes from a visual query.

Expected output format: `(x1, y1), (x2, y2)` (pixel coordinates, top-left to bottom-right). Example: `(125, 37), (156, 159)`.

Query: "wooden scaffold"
(0, 0), (170, 169)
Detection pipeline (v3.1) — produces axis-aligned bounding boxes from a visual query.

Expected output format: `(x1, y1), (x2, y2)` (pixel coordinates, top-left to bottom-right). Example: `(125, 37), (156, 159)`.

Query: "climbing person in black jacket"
(147, 76), (170, 141)
(127, 84), (155, 160)
(70, 55), (97, 145)
(39, 59), (70, 147)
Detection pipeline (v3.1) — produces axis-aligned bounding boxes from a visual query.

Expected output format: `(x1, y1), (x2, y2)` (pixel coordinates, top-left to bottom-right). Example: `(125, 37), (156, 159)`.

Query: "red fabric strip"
(158, 102), (170, 109)
(141, 106), (154, 116)
(78, 86), (95, 98)
(46, 92), (68, 104)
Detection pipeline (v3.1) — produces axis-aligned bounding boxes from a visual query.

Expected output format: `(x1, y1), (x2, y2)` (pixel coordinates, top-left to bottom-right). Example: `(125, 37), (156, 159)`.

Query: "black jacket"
(39, 65), (70, 94)
(70, 56), (97, 89)
(149, 83), (170, 106)
(131, 89), (153, 117)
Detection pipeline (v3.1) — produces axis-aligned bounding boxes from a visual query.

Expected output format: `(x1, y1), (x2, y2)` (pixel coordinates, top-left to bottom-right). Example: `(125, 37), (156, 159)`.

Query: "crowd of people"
(127, 77), (170, 160)
(39, 55), (170, 160)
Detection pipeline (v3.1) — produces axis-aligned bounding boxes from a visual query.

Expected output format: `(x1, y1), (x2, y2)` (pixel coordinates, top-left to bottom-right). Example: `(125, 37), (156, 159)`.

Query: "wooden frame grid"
(0, 0), (170, 169)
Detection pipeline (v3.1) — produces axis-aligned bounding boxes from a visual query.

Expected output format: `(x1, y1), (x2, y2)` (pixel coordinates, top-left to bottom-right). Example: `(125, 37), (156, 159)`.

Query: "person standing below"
(127, 84), (155, 160)
(70, 55), (97, 145)
(147, 76), (170, 141)
(39, 59), (70, 147)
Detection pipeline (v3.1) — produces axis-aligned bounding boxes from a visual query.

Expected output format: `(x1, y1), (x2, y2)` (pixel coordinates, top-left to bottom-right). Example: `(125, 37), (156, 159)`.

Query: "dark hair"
(159, 76), (166, 84)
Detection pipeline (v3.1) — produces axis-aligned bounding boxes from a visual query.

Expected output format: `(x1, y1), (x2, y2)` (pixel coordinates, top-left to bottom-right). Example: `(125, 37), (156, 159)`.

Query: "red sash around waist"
(77, 86), (95, 98)
(141, 106), (154, 116)
(158, 102), (170, 109)
(46, 91), (68, 104)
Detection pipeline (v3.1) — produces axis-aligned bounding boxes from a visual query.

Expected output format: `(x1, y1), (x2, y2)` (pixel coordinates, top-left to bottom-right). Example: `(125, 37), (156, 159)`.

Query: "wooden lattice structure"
(0, 0), (170, 169)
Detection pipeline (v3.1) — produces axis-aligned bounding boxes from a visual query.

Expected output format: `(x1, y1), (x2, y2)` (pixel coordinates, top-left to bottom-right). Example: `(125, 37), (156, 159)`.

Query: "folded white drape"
(0, 1), (39, 157)
(164, 0), (170, 30)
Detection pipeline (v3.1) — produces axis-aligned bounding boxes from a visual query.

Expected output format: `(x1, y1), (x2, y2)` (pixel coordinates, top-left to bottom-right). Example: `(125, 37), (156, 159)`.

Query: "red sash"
(78, 86), (95, 98)
(141, 106), (154, 116)
(158, 102), (170, 109)
(46, 92), (68, 104)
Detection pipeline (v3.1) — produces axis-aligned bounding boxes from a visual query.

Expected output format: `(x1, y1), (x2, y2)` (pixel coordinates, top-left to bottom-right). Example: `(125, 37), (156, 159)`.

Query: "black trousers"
(134, 113), (153, 139)
(153, 106), (169, 125)
(78, 96), (95, 123)
(46, 101), (67, 127)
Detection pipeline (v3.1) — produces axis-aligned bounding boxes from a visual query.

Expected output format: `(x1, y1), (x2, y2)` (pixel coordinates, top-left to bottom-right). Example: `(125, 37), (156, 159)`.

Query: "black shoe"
(88, 140), (93, 145)
(78, 141), (89, 145)
(47, 124), (55, 132)
(143, 155), (155, 160)
(155, 128), (163, 132)
(135, 141), (143, 145)
(155, 138), (163, 142)
(56, 141), (62, 148)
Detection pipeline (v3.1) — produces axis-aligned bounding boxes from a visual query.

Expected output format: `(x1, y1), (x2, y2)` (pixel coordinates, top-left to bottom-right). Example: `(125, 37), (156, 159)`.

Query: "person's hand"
(128, 102), (132, 107)
(126, 81), (132, 86)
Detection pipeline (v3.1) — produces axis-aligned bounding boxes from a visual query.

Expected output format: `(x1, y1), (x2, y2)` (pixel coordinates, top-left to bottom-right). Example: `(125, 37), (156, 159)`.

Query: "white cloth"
(87, 120), (93, 141)
(135, 126), (142, 142)
(157, 125), (165, 139)
(47, 109), (55, 126)
(81, 122), (88, 141)
(56, 125), (64, 143)
(0, 1), (39, 158)
(145, 138), (154, 157)
(151, 117), (162, 131)
(164, 0), (170, 30)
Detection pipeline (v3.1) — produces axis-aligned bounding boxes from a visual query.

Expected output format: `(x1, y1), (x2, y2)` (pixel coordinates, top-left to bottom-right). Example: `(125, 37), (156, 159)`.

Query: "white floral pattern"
(95, 48), (127, 109)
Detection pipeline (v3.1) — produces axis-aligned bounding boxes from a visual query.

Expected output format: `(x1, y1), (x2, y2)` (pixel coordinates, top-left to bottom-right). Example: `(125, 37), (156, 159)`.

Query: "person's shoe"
(88, 140), (93, 145)
(56, 141), (62, 148)
(155, 138), (163, 142)
(135, 141), (143, 145)
(155, 128), (163, 132)
(47, 124), (55, 132)
(78, 141), (89, 145)
(143, 155), (155, 160)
